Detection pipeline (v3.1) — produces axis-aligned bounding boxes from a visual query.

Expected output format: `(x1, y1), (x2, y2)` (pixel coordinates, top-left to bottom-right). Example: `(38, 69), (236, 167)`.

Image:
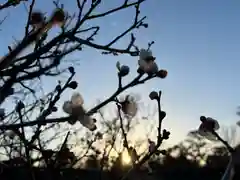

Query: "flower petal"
(151, 62), (159, 73)
(72, 105), (86, 117)
(63, 101), (72, 114)
(79, 115), (97, 131)
(139, 49), (152, 61)
(198, 130), (218, 141)
(188, 130), (202, 138)
(124, 102), (138, 117)
(116, 61), (121, 71)
(71, 92), (84, 106)
(206, 117), (220, 130)
(127, 93), (141, 102)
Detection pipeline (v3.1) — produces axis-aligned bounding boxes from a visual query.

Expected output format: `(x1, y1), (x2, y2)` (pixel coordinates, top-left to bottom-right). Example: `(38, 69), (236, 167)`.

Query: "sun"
(199, 159), (206, 167)
(121, 149), (132, 165)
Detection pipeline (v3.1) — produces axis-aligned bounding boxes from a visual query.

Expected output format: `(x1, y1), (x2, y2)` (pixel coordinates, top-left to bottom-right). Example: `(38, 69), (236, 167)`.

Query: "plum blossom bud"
(68, 81), (78, 89)
(162, 129), (170, 140)
(68, 66), (75, 74)
(30, 12), (44, 27)
(50, 8), (65, 26)
(116, 61), (130, 77)
(149, 91), (158, 100)
(159, 111), (166, 120)
(156, 69), (168, 79)
(119, 65), (130, 77)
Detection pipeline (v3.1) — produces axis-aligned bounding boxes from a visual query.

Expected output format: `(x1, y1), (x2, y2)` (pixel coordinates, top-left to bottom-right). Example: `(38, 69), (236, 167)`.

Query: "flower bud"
(149, 91), (159, 100)
(119, 65), (130, 77)
(50, 8), (65, 26)
(55, 85), (61, 92)
(200, 116), (207, 122)
(68, 66), (75, 74)
(30, 12), (44, 25)
(162, 129), (170, 140)
(156, 69), (168, 78)
(68, 81), (78, 89)
(159, 111), (166, 120)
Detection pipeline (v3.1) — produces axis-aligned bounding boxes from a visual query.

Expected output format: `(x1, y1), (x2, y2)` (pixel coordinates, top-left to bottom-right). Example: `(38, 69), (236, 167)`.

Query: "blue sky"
(1, 0), (240, 146)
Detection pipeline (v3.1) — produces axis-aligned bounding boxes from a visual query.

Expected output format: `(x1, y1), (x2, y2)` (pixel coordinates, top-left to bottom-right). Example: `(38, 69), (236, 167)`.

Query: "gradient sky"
(1, 0), (240, 147)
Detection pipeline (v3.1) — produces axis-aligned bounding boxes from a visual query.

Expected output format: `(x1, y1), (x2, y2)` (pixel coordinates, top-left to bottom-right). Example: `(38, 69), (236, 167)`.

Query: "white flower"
(148, 139), (156, 153)
(119, 94), (138, 118)
(138, 49), (158, 74)
(198, 130), (218, 141)
(199, 117), (220, 131)
(188, 117), (220, 141)
(62, 92), (97, 131)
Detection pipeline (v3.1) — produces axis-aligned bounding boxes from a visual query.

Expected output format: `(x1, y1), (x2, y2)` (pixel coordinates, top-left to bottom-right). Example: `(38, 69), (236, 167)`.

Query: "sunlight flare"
(121, 149), (132, 165)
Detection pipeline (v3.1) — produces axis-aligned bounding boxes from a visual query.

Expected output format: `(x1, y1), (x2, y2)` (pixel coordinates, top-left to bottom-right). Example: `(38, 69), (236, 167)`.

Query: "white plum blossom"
(199, 117), (220, 131)
(119, 94), (139, 118)
(197, 130), (218, 141)
(62, 92), (97, 131)
(138, 49), (158, 74)
(188, 117), (220, 141)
